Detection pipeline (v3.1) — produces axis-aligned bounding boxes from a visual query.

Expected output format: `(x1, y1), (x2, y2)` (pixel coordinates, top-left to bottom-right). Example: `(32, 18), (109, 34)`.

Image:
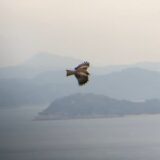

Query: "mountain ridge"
(36, 93), (160, 120)
(1, 67), (160, 107)
(1, 53), (160, 79)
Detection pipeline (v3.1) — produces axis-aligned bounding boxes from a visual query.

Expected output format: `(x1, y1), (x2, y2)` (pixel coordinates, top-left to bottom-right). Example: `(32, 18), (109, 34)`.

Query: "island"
(36, 93), (160, 120)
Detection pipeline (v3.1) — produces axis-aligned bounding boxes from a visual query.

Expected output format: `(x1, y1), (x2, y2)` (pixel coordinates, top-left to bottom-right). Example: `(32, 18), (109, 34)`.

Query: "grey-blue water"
(1, 107), (160, 160)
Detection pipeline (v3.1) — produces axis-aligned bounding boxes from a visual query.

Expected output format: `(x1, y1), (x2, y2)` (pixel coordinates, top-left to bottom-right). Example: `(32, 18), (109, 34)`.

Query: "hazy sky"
(1, 0), (160, 66)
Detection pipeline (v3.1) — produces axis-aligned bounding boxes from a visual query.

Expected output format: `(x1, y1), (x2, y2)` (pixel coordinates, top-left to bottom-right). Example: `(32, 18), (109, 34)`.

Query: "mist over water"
(1, 107), (160, 160)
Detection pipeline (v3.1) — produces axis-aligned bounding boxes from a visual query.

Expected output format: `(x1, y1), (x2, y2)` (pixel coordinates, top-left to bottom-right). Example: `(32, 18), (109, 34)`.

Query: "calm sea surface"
(1, 106), (160, 160)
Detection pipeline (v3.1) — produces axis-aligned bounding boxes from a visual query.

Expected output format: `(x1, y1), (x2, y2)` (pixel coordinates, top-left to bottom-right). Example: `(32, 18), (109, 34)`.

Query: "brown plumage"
(66, 62), (90, 86)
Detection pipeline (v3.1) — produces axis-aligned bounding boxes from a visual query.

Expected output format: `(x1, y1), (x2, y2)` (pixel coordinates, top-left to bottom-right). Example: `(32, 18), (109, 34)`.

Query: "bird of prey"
(66, 62), (90, 86)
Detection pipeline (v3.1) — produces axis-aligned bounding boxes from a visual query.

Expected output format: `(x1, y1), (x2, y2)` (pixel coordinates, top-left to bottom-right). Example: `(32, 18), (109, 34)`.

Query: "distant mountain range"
(1, 53), (160, 107)
(0, 53), (81, 79)
(36, 93), (160, 120)
(1, 53), (160, 79)
(86, 67), (160, 101)
(94, 62), (160, 75)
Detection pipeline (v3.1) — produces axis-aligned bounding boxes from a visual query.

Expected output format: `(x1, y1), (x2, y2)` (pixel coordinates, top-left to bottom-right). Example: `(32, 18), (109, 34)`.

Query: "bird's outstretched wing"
(75, 73), (89, 85)
(75, 62), (90, 70)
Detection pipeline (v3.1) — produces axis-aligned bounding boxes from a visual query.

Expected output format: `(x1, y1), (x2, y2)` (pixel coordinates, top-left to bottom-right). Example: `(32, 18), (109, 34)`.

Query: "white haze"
(1, 0), (160, 66)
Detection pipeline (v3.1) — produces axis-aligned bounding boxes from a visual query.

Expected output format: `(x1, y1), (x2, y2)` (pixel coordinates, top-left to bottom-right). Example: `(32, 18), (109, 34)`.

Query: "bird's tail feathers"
(66, 70), (75, 76)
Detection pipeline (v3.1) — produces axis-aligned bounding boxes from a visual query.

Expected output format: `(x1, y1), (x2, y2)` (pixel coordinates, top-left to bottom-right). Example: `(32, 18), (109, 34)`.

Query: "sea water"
(1, 107), (160, 160)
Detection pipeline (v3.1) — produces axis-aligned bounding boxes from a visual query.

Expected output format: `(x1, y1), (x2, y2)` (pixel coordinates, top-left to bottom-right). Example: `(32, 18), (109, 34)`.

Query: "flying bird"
(66, 62), (90, 86)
